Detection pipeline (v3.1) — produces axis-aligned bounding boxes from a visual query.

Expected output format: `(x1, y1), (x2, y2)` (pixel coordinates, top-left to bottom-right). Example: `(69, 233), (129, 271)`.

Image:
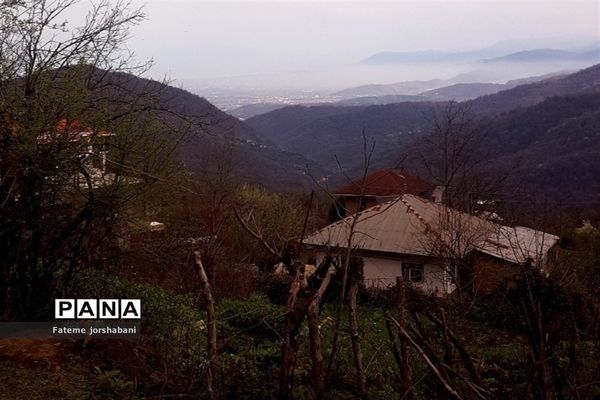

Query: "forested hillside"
(246, 64), (600, 209)
(94, 70), (326, 190)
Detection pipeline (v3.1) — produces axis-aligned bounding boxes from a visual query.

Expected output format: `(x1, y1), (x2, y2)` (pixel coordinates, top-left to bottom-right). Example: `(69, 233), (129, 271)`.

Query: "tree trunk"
(307, 304), (324, 397)
(194, 251), (217, 400)
(391, 318), (463, 400)
(349, 281), (367, 397)
(521, 265), (551, 400)
(396, 277), (413, 399)
(279, 268), (304, 400)
(307, 268), (333, 398)
(426, 311), (481, 385)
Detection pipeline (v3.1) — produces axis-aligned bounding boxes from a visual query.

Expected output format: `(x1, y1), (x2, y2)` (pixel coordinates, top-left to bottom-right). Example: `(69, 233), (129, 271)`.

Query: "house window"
(402, 262), (424, 283)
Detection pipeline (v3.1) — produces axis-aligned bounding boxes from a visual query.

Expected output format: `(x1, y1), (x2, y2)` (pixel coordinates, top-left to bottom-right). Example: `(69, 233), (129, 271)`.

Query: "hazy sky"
(122, 0), (599, 81)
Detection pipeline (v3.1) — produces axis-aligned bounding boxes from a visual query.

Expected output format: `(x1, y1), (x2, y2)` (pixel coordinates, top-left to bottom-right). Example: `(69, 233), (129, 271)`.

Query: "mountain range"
(244, 64), (600, 210)
(332, 72), (566, 103)
(334, 79), (444, 97)
(228, 72), (568, 119)
(93, 63), (600, 212)
(362, 45), (599, 66)
(483, 48), (600, 64)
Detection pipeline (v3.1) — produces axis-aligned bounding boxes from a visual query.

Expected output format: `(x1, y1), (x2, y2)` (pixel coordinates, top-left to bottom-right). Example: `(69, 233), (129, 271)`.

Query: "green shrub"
(68, 270), (206, 392)
(89, 368), (138, 400)
(217, 293), (284, 341)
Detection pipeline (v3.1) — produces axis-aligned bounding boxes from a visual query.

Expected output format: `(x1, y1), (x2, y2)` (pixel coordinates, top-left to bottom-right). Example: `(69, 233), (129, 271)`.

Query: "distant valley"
(95, 71), (325, 191)
(135, 58), (600, 211)
(227, 72), (565, 119)
(204, 39), (599, 121)
(242, 64), (600, 210)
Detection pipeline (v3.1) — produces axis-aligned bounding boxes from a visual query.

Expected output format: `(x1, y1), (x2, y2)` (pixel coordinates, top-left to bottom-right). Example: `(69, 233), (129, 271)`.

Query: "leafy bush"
(69, 270), (206, 392)
(217, 293), (284, 341)
(90, 368), (138, 400)
(215, 294), (283, 398)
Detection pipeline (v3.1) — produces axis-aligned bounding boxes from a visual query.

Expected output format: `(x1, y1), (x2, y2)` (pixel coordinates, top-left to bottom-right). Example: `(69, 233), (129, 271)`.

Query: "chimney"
(431, 185), (445, 203)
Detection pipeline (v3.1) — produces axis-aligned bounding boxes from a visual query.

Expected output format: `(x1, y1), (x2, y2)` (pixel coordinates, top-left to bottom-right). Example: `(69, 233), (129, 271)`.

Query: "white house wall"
(362, 256), (450, 295)
(314, 251), (454, 296)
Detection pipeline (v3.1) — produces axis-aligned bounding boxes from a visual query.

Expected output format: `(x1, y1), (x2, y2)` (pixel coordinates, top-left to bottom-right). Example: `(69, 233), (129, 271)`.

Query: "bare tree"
(278, 257), (334, 399)
(315, 133), (376, 392)
(234, 187), (335, 398)
(306, 267), (333, 398)
(193, 138), (238, 283)
(308, 132), (403, 396)
(495, 221), (577, 400)
(233, 184), (317, 276)
(194, 251), (218, 400)
(414, 199), (497, 298)
(0, 0), (183, 317)
(411, 101), (504, 213)
(348, 257), (367, 397)
(395, 277), (413, 400)
(387, 297), (492, 400)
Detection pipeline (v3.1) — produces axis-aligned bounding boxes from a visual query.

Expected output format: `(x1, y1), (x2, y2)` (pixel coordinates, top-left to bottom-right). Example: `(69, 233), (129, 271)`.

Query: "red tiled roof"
(37, 119), (114, 144)
(55, 119), (89, 134)
(333, 169), (433, 197)
(55, 119), (113, 137)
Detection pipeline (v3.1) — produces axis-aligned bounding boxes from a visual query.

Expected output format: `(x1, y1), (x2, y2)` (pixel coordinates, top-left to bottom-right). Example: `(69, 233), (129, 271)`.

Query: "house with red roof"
(331, 169), (435, 220)
(38, 119), (117, 189)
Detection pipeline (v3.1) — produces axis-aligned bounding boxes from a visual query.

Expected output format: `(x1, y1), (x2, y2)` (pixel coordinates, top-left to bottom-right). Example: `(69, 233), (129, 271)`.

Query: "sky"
(122, 0), (599, 81)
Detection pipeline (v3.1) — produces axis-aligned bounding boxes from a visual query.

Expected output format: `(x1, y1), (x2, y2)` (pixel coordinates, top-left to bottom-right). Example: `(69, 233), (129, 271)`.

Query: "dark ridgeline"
(245, 64), (600, 212)
(87, 69), (326, 191)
